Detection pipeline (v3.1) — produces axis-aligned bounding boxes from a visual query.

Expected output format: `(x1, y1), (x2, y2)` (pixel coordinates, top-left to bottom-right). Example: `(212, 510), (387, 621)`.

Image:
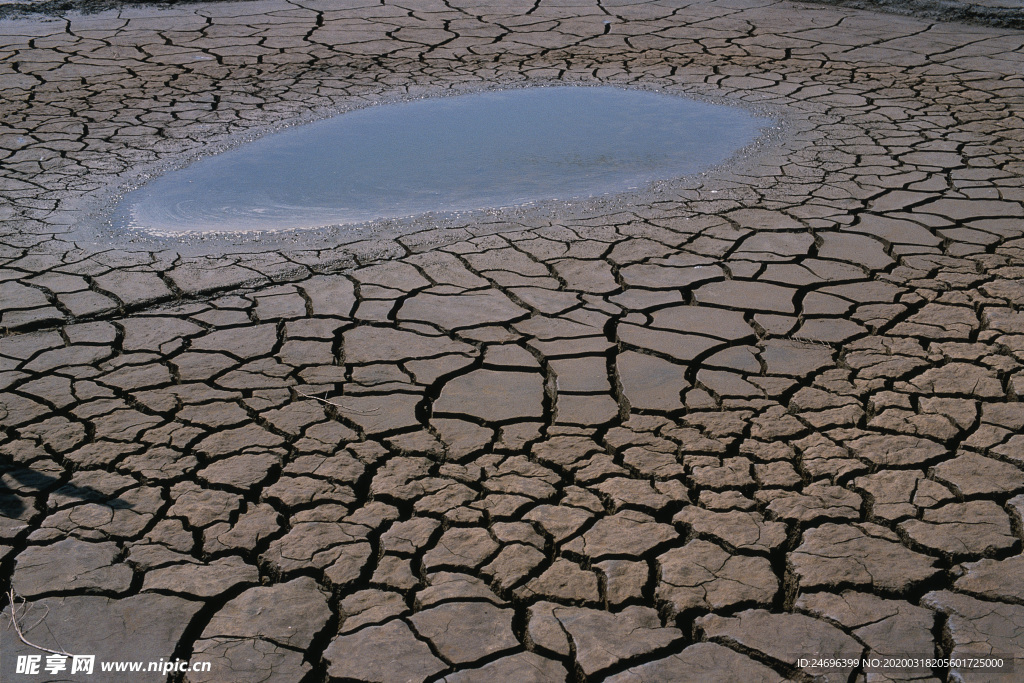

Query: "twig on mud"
(4, 589), (74, 657)
(296, 390), (380, 415)
(783, 335), (836, 350)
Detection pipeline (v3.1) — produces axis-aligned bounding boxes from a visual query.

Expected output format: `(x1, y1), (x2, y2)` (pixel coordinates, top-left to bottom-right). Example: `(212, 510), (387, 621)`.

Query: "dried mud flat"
(1, 0), (1024, 681)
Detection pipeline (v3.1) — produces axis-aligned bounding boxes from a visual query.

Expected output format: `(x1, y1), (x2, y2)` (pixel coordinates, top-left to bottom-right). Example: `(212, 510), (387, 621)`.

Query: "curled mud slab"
(2, 1), (1024, 682)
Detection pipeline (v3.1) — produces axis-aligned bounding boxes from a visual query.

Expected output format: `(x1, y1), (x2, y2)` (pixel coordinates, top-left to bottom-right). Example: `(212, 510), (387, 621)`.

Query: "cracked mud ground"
(1, 0), (1024, 681)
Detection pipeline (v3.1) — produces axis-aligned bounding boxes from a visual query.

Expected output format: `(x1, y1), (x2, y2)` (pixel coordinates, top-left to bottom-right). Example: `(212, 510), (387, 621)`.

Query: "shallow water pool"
(112, 87), (768, 234)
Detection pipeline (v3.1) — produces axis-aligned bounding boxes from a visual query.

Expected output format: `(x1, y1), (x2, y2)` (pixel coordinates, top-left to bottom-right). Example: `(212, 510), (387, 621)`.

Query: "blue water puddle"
(112, 86), (769, 234)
